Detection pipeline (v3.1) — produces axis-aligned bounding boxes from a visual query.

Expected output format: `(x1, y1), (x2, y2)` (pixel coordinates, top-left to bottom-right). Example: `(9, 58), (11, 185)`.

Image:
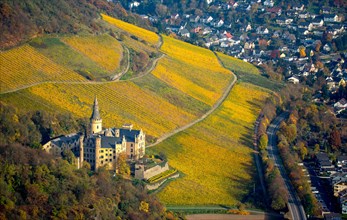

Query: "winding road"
(267, 113), (307, 220)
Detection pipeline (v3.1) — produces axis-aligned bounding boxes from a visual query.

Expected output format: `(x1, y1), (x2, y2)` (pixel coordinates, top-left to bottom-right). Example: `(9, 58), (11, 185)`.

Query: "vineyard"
(30, 37), (111, 79)
(0, 45), (86, 93)
(101, 13), (159, 46)
(152, 36), (233, 106)
(217, 52), (260, 75)
(217, 52), (283, 91)
(0, 13), (273, 208)
(152, 83), (270, 205)
(62, 35), (123, 73)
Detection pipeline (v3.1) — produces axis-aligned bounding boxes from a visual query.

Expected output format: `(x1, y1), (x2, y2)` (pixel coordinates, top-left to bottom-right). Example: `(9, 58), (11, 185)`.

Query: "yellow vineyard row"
(151, 36), (233, 106)
(101, 13), (159, 46)
(154, 83), (270, 205)
(62, 35), (122, 72)
(0, 45), (86, 93)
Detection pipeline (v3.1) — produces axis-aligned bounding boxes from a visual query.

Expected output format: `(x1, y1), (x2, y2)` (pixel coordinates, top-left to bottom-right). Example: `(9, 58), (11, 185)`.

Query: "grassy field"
(0, 45), (86, 93)
(101, 13), (159, 46)
(29, 37), (111, 79)
(217, 53), (283, 91)
(150, 83), (270, 205)
(62, 34), (123, 74)
(152, 36), (233, 106)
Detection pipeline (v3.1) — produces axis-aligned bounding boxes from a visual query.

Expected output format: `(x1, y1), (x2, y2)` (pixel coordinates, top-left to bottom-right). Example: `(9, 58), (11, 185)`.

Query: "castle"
(43, 97), (145, 171)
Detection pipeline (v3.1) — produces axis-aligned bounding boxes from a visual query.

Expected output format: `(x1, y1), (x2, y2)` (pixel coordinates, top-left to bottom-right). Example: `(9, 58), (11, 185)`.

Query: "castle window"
(131, 149), (133, 153)
(106, 154), (108, 156)
(101, 150), (104, 153)
(110, 159), (112, 162)
(101, 156), (104, 159)
(101, 161), (103, 164)
(113, 156), (116, 159)
(97, 126), (99, 129)
(113, 150), (115, 153)
(105, 159), (108, 162)
(131, 144), (133, 147)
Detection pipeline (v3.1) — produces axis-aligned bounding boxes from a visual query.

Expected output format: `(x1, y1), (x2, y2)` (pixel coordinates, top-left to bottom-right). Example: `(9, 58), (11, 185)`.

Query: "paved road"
(253, 114), (268, 205)
(267, 113), (307, 220)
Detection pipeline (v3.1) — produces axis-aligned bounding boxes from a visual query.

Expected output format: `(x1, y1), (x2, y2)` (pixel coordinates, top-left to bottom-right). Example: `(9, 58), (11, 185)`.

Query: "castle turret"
(90, 96), (102, 135)
(79, 135), (84, 168)
(95, 136), (101, 171)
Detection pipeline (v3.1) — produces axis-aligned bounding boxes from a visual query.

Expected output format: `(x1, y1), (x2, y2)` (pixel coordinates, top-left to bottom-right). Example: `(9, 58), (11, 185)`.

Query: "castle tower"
(79, 135), (84, 168)
(95, 136), (101, 171)
(90, 96), (102, 135)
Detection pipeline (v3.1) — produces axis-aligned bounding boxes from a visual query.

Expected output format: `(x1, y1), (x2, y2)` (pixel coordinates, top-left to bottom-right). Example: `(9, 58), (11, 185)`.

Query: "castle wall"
(135, 162), (170, 180)
(146, 173), (180, 191)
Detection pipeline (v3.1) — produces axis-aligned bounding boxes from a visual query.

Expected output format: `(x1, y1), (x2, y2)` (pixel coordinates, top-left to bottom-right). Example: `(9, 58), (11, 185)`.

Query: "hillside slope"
(0, 15), (278, 207)
(0, 16), (233, 141)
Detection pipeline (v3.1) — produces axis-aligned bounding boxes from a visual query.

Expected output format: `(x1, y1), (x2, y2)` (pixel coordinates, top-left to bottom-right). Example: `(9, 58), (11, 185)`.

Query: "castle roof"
(90, 96), (101, 120)
(50, 133), (80, 148)
(94, 128), (142, 148)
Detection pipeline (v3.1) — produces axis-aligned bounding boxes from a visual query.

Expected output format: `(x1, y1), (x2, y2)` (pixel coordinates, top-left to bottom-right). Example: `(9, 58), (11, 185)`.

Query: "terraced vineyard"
(0, 45), (86, 93)
(152, 36), (233, 106)
(151, 83), (270, 205)
(101, 13), (159, 46)
(217, 52), (283, 91)
(62, 35), (123, 73)
(30, 37), (112, 79)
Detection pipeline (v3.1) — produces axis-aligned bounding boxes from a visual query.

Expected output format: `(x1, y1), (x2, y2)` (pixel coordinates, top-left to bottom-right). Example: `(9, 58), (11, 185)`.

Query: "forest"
(0, 0), (154, 49)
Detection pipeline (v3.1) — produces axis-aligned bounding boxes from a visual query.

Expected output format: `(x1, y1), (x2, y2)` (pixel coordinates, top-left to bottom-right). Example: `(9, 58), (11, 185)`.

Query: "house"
(337, 156), (347, 168)
(129, 1), (140, 9)
(315, 152), (336, 174)
(285, 18), (294, 24)
(215, 19), (224, 28)
(266, 7), (282, 15)
(202, 27), (212, 35)
(334, 98), (347, 114)
(298, 13), (310, 19)
(276, 17), (286, 25)
(288, 76), (300, 84)
(43, 97), (146, 171)
(293, 4), (304, 11)
(263, 0), (274, 7)
(311, 18), (324, 27)
(190, 15), (200, 23)
(191, 23), (203, 33)
(179, 28), (190, 38)
(246, 23), (252, 31)
(334, 181), (347, 197)
(324, 14), (342, 23)
(331, 173), (347, 186)
(323, 44), (331, 52)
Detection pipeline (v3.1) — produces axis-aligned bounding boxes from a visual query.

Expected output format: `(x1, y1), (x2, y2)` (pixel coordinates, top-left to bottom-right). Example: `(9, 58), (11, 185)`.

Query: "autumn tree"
(116, 152), (130, 176)
(259, 134), (269, 150)
(299, 45), (306, 58)
(329, 128), (342, 151)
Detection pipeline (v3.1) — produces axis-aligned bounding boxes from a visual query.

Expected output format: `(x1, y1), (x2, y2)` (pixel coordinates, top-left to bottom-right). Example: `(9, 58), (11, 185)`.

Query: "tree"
(139, 201), (149, 213)
(259, 134), (269, 150)
(299, 45), (306, 57)
(329, 129), (342, 151)
(116, 152), (130, 176)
